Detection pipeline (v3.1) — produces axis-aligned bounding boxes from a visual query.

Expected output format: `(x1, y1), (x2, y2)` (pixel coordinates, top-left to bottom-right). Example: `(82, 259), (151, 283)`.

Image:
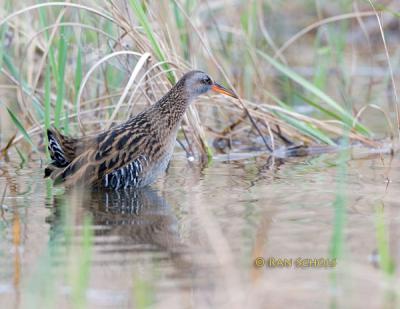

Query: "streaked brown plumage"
(45, 70), (237, 190)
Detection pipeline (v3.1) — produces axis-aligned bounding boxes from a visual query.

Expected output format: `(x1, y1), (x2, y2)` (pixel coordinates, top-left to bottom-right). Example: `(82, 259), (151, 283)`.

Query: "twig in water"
(0, 134), (16, 161)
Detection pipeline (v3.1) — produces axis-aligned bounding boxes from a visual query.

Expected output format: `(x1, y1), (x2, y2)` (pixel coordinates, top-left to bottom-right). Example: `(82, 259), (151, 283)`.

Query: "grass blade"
(296, 93), (343, 120)
(54, 25), (68, 128)
(6, 107), (37, 150)
(44, 64), (51, 130)
(375, 204), (395, 275)
(330, 140), (348, 260)
(3, 54), (44, 120)
(38, 7), (58, 79)
(129, 0), (175, 83)
(266, 92), (336, 145)
(274, 111), (336, 145)
(257, 50), (370, 136)
(74, 46), (82, 116)
(71, 215), (93, 309)
(0, 25), (8, 70)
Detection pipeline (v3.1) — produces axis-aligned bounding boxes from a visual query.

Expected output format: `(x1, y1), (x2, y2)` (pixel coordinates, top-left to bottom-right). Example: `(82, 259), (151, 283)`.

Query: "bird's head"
(180, 70), (238, 101)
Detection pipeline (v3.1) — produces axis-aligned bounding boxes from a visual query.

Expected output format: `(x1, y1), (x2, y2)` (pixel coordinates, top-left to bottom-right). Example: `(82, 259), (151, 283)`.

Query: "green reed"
(259, 51), (370, 136)
(129, 0), (176, 84)
(133, 277), (155, 308)
(328, 129), (349, 308)
(374, 203), (397, 307)
(375, 203), (395, 276)
(69, 215), (93, 309)
(54, 25), (68, 130)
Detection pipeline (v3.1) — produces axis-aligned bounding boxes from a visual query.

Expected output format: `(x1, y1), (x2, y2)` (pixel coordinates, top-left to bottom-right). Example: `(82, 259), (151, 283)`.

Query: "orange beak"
(211, 82), (238, 99)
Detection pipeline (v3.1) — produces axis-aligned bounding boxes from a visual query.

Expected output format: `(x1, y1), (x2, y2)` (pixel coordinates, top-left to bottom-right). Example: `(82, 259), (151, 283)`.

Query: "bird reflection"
(47, 187), (188, 263)
(87, 188), (184, 255)
(45, 187), (197, 295)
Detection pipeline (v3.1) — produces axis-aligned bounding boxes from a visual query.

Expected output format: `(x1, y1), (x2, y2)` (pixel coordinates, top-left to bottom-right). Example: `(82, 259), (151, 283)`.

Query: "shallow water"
(0, 151), (399, 308)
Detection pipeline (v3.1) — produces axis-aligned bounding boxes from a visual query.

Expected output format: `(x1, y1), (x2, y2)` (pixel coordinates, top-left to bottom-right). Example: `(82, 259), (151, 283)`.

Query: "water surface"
(0, 151), (399, 308)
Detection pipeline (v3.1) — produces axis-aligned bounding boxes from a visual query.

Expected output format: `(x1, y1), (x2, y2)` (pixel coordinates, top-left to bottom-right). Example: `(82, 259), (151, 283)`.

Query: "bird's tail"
(44, 128), (76, 179)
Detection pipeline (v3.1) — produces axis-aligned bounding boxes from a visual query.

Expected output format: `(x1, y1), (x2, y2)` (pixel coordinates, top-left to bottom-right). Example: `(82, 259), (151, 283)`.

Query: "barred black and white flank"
(44, 70), (237, 190)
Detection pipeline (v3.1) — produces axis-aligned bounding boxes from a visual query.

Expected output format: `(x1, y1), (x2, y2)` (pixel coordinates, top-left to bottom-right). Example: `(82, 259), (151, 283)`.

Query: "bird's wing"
(52, 125), (151, 187)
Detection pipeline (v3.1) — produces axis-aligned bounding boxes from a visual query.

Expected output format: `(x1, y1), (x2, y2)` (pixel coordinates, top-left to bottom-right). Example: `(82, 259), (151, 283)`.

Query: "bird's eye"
(203, 77), (212, 85)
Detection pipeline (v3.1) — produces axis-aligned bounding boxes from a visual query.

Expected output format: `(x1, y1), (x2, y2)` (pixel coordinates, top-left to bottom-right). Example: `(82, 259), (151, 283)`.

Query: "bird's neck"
(153, 81), (191, 129)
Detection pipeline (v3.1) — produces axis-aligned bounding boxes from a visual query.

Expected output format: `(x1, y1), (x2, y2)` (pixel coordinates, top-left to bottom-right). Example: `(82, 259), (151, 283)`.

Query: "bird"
(44, 70), (238, 190)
